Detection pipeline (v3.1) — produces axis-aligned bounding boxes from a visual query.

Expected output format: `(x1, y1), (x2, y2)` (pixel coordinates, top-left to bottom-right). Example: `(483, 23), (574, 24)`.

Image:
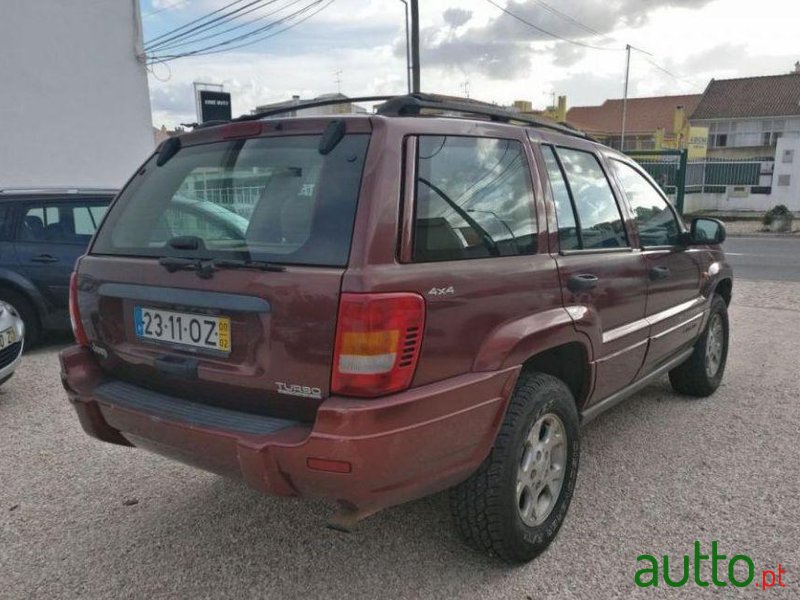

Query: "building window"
(711, 133), (728, 147)
(783, 150), (794, 164)
(778, 174), (791, 186)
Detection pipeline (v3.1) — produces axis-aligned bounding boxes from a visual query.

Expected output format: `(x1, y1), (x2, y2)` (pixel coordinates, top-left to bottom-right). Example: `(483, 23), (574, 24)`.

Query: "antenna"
(335, 70), (342, 94)
(462, 79), (470, 99)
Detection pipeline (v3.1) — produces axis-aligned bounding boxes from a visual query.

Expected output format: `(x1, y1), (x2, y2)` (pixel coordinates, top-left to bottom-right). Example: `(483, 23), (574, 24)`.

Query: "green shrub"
(762, 204), (792, 226)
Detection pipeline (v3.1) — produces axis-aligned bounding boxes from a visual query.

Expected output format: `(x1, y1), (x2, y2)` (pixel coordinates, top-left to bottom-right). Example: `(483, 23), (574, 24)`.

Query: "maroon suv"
(61, 94), (732, 562)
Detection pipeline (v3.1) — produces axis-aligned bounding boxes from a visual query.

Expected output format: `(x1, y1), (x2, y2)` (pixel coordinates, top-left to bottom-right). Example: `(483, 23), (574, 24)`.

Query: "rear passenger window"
(20, 203), (108, 244)
(413, 136), (537, 262)
(555, 148), (629, 250)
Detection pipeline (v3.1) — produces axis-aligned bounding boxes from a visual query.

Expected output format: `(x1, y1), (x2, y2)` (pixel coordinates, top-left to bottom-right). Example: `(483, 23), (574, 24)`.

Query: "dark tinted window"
(413, 136), (536, 262)
(556, 148), (628, 249)
(19, 202), (108, 244)
(612, 160), (681, 247)
(542, 146), (580, 250)
(92, 135), (369, 267)
(0, 206), (9, 240)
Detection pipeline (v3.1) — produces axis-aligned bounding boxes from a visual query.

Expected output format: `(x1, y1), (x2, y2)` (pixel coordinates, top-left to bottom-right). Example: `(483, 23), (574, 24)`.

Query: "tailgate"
(76, 256), (342, 421)
(75, 128), (371, 421)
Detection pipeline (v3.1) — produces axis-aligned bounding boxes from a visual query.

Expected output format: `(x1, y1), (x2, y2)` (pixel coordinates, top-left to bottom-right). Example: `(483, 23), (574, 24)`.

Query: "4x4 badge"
(427, 286), (455, 297)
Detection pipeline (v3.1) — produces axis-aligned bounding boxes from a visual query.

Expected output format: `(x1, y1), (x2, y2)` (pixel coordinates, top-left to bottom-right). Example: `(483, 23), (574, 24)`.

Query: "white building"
(687, 68), (800, 213)
(0, 0), (154, 189)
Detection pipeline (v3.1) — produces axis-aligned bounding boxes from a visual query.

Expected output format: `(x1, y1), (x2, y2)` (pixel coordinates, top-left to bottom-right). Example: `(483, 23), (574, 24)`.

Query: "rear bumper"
(60, 346), (519, 514)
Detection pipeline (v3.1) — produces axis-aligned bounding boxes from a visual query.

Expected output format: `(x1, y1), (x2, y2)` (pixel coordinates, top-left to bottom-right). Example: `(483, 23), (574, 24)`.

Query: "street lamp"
(399, 0), (411, 93)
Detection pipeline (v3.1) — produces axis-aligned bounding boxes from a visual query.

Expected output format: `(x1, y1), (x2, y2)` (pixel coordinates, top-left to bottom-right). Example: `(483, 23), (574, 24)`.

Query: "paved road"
(725, 236), (800, 282)
(2, 280), (799, 599)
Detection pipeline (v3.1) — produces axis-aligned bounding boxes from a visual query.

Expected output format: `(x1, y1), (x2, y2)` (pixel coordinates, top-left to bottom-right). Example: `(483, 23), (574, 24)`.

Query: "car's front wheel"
(669, 294), (729, 397)
(450, 372), (580, 563)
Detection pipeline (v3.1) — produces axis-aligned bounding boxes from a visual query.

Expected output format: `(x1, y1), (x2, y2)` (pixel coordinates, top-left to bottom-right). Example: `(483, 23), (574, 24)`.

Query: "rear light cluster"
(69, 272), (90, 348)
(332, 293), (425, 398)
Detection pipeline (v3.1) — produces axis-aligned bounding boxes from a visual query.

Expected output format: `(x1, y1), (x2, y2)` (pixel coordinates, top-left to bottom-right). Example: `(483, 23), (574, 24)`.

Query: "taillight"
(69, 272), (89, 347)
(332, 293), (425, 397)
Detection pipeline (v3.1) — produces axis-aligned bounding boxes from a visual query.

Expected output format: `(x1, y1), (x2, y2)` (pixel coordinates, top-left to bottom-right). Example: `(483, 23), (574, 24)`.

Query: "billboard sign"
(687, 127), (709, 160)
(198, 90), (232, 123)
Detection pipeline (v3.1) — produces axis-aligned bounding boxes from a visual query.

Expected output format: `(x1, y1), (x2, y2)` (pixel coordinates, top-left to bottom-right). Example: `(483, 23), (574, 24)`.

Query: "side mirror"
(688, 217), (726, 245)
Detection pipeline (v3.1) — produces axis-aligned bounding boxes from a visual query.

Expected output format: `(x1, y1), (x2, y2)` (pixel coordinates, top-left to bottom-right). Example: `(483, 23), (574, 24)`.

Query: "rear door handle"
(649, 266), (671, 280)
(30, 254), (59, 263)
(567, 274), (599, 292)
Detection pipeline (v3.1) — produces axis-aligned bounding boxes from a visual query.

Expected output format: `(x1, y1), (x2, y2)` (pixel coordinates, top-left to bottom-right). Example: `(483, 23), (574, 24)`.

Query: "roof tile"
(691, 73), (800, 120)
(566, 94), (702, 135)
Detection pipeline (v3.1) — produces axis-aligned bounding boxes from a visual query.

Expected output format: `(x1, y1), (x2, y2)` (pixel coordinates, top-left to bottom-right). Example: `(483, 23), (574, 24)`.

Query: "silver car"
(0, 301), (24, 385)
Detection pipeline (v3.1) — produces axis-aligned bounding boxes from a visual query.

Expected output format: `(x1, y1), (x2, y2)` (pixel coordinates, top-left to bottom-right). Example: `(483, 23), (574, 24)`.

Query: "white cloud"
(147, 0), (800, 126)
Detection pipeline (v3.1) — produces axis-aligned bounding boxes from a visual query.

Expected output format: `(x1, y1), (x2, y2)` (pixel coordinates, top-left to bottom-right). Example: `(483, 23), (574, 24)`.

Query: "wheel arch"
(714, 277), (732, 306)
(471, 307), (595, 411)
(0, 269), (47, 324)
(519, 343), (592, 410)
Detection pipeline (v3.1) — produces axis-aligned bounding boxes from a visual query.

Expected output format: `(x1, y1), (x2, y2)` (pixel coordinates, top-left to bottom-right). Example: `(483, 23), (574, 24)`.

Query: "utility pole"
(621, 43), (631, 151)
(399, 1), (411, 94)
(410, 0), (420, 93)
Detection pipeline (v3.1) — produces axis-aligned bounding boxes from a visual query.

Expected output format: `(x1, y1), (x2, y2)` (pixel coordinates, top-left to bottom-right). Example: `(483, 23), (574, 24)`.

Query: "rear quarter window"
(412, 136), (537, 262)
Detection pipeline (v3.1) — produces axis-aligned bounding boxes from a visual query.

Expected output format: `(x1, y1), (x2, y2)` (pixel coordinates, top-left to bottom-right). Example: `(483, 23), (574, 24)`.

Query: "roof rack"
(0, 187), (118, 195)
(222, 95), (394, 127)
(189, 92), (590, 140)
(376, 93), (590, 139)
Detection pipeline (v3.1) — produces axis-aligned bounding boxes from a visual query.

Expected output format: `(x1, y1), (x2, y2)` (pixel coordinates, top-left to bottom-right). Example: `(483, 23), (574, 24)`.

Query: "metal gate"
(625, 149), (688, 214)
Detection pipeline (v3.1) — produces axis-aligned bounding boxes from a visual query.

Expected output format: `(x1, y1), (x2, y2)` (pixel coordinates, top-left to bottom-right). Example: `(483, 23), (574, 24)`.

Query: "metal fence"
(195, 186), (263, 219)
(629, 151), (775, 213)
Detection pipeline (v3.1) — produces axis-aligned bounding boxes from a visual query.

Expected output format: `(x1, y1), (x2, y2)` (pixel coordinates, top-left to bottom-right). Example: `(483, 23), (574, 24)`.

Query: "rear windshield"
(92, 134), (370, 267)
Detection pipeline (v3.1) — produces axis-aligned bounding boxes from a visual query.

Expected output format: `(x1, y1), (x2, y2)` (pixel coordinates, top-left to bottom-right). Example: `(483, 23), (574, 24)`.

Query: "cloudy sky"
(141, 0), (800, 127)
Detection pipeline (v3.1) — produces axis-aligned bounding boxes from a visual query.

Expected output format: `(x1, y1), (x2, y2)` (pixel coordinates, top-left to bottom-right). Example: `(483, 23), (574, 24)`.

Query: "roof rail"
(212, 95), (394, 127)
(377, 93), (590, 139)
(186, 91), (590, 140)
(0, 187), (118, 195)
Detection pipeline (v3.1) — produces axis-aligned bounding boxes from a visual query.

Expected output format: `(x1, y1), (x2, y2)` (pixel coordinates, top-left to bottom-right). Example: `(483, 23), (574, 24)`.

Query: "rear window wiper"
(158, 257), (215, 279)
(158, 256), (286, 278)
(212, 258), (286, 272)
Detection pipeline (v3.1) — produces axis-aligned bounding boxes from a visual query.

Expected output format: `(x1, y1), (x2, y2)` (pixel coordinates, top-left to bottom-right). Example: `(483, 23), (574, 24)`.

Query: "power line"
(146, 0), (268, 51)
(484, 0), (622, 51)
(151, 0), (324, 59)
(145, 0), (249, 47)
(142, 2), (184, 20)
(149, 0), (335, 62)
(531, 0), (603, 38)
(152, 0), (307, 53)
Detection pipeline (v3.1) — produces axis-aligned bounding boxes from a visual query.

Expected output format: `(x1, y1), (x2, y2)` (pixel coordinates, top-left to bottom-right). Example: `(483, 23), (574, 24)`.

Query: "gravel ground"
(2, 280), (798, 599)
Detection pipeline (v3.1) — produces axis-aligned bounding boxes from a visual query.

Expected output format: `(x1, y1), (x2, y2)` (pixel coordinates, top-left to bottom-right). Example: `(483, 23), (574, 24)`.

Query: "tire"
(450, 372), (580, 563)
(0, 289), (41, 348)
(668, 294), (729, 397)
